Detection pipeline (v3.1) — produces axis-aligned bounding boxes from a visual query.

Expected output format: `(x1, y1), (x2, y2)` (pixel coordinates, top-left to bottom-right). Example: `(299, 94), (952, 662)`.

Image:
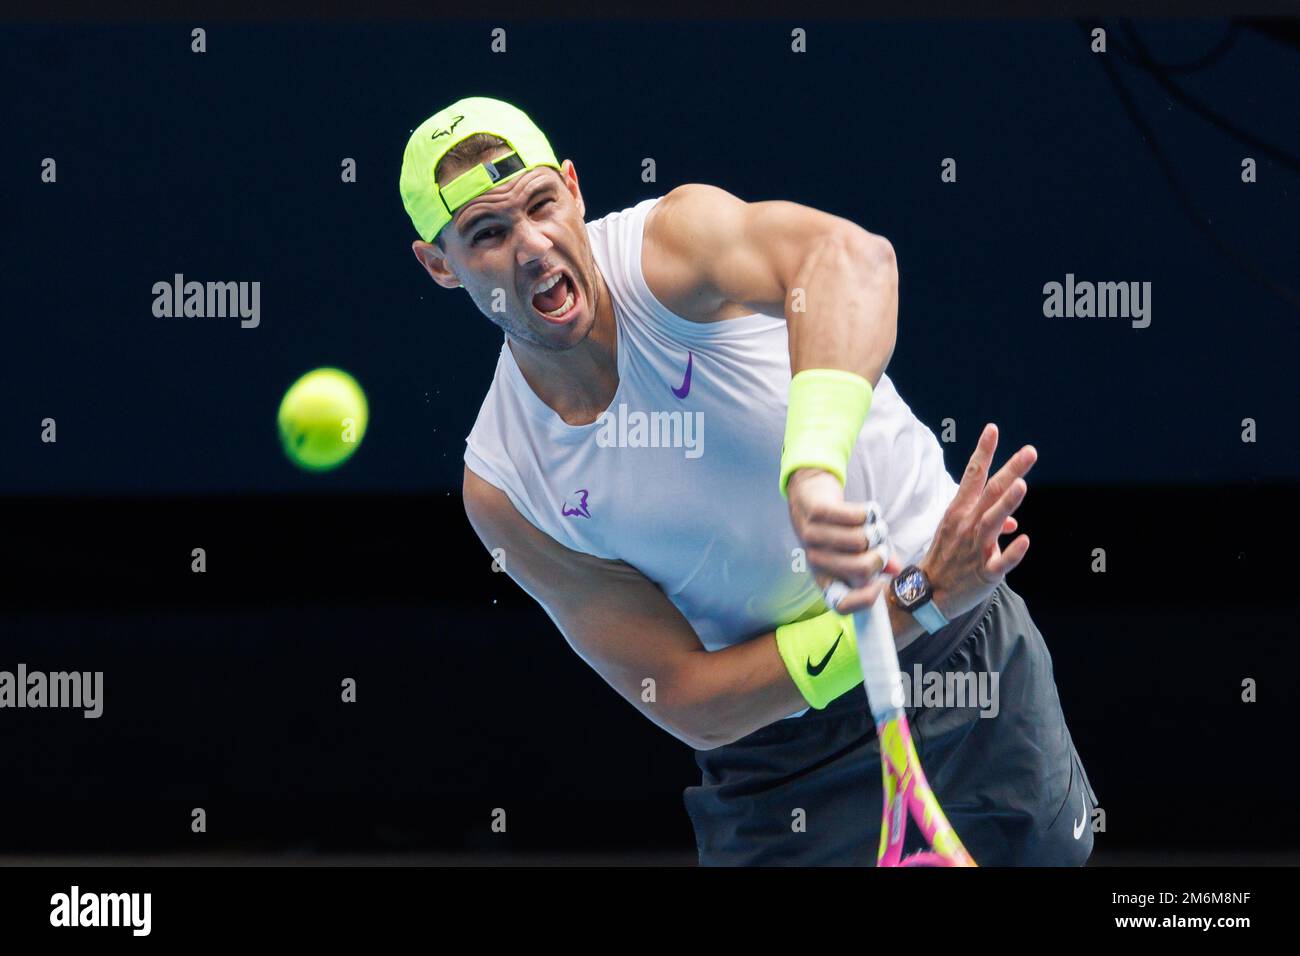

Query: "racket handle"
(853, 591), (906, 721)
(849, 503), (906, 721)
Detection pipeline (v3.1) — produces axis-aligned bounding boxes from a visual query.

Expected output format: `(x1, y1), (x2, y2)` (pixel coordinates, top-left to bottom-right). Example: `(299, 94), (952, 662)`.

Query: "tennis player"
(400, 97), (1097, 866)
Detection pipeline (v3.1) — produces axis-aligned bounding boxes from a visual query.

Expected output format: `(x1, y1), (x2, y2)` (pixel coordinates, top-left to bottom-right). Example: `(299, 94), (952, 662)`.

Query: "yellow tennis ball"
(277, 367), (369, 471)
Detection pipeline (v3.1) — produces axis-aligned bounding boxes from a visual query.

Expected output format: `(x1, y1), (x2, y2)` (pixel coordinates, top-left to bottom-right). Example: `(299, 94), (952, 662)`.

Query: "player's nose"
(514, 219), (554, 264)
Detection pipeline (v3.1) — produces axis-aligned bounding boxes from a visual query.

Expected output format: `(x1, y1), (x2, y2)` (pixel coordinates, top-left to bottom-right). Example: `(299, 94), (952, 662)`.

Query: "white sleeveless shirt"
(465, 197), (959, 714)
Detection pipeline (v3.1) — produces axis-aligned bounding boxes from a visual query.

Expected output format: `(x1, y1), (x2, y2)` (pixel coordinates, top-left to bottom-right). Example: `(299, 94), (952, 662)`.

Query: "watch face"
(895, 568), (927, 605)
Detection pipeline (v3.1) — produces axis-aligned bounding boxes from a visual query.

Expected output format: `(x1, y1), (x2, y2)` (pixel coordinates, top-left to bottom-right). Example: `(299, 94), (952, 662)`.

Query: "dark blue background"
(4, 19), (1296, 494)
(3, 18), (1299, 862)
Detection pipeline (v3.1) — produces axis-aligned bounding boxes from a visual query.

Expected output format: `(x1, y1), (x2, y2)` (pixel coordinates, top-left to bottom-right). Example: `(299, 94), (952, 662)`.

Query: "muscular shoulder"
(642, 184), (867, 324)
(461, 465), (643, 604)
(642, 184), (751, 324)
(461, 464), (553, 562)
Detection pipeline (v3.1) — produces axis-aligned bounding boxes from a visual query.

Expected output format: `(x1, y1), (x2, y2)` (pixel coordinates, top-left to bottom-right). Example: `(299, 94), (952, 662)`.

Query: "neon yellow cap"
(399, 96), (561, 243)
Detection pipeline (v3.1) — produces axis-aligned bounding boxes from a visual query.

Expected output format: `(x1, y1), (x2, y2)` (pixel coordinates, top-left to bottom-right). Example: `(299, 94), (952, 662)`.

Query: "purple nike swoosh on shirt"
(671, 351), (694, 399)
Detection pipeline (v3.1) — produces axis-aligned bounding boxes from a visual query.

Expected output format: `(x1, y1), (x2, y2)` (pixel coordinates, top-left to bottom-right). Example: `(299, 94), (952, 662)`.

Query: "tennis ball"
(277, 367), (369, 472)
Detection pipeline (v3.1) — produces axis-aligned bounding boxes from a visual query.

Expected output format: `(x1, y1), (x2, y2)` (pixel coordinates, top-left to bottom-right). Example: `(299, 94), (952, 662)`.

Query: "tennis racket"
(838, 503), (976, 867)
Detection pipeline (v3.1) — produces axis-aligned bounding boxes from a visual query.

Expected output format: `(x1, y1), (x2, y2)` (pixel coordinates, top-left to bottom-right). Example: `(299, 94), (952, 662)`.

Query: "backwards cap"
(399, 96), (561, 243)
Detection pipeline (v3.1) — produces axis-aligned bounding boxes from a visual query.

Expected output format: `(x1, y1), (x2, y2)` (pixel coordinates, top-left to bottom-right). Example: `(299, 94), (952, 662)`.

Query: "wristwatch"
(889, 564), (949, 634)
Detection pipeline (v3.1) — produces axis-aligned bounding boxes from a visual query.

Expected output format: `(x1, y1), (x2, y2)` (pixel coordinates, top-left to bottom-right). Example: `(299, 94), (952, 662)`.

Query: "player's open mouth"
(530, 270), (580, 324)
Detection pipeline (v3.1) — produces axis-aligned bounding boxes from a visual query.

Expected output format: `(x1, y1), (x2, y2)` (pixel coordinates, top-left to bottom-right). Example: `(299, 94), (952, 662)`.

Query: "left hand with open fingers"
(920, 423), (1037, 618)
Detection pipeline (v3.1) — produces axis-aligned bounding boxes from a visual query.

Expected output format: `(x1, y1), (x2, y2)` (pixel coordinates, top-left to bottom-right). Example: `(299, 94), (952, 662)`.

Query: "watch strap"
(912, 599), (949, 634)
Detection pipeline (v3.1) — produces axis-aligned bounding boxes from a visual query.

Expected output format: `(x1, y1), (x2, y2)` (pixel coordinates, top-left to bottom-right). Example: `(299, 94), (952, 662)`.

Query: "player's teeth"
(543, 289), (575, 317)
(533, 274), (562, 295)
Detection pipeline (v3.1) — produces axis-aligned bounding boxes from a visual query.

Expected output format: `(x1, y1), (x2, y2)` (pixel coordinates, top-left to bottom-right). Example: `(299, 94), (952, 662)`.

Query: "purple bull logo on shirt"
(593, 403), (704, 459)
(561, 489), (592, 518)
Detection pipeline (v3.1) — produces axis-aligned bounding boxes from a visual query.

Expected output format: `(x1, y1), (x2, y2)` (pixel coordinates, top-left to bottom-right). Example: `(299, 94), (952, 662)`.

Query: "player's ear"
(558, 161), (584, 219)
(412, 239), (462, 289)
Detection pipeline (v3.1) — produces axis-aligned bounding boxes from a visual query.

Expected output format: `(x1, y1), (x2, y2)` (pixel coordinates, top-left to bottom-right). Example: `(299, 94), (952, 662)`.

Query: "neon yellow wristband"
(775, 608), (862, 710)
(778, 369), (873, 498)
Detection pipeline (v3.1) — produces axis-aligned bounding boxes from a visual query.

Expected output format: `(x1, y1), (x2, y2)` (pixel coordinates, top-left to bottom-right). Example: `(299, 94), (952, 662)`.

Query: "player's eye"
(472, 200), (552, 244)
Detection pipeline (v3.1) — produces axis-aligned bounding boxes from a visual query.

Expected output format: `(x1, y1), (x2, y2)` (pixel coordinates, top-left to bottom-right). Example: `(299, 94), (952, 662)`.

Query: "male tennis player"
(400, 96), (1097, 866)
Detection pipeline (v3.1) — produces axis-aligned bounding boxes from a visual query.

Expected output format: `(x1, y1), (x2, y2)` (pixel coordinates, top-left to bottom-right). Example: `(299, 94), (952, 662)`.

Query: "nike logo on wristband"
(806, 629), (843, 676)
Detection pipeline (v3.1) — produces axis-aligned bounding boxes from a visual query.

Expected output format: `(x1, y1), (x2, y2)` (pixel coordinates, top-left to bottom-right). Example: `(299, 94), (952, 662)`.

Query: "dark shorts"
(682, 582), (1098, 866)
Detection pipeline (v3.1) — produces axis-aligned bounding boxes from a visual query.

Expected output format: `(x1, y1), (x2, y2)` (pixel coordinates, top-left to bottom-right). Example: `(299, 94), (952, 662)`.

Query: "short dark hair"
(433, 133), (510, 250)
